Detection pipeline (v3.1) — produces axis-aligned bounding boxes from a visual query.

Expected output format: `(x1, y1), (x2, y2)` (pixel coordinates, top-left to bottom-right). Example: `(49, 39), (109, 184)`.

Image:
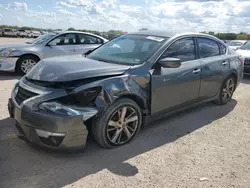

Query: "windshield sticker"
(146, 36), (165, 42)
(134, 59), (141, 62)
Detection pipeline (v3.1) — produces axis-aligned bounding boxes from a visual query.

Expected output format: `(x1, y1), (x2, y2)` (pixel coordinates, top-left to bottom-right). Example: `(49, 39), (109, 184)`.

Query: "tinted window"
(78, 34), (102, 44)
(50, 33), (76, 45)
(161, 38), (196, 62)
(198, 38), (220, 58)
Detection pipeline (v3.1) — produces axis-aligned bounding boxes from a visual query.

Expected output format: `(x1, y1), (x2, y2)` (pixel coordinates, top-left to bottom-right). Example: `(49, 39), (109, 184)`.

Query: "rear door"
(197, 37), (230, 99)
(75, 33), (103, 54)
(151, 37), (202, 115)
(42, 33), (78, 58)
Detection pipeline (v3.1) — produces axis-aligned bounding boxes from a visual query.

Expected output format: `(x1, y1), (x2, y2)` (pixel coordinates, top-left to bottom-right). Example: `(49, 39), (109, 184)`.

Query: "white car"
(28, 30), (41, 38)
(236, 41), (250, 75)
(17, 29), (29, 38)
(228, 40), (246, 50)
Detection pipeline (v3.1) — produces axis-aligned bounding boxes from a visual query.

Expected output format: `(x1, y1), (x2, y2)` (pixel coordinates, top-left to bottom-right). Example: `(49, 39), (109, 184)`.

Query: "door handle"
(222, 61), (228, 66)
(192, 69), (201, 74)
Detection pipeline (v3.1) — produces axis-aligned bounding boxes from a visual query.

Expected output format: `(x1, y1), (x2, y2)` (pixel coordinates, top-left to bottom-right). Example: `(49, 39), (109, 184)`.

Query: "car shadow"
(0, 71), (21, 81)
(0, 99), (237, 188)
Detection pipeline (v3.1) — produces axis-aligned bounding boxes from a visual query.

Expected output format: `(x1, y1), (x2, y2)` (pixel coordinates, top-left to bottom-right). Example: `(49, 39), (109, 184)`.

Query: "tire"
(214, 76), (236, 105)
(16, 55), (39, 75)
(92, 98), (143, 149)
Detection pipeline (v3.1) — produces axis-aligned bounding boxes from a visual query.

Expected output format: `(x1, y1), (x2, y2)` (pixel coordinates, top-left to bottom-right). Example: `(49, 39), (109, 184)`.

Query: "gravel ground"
(0, 38), (250, 188)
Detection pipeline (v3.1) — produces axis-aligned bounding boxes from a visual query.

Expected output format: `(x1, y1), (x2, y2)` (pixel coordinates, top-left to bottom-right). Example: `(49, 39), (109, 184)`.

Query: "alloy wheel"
(21, 59), (37, 73)
(107, 106), (139, 145)
(221, 78), (235, 103)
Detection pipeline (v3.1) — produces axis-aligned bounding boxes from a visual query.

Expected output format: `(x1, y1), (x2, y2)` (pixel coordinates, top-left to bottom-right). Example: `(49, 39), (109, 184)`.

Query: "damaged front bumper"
(8, 80), (98, 151)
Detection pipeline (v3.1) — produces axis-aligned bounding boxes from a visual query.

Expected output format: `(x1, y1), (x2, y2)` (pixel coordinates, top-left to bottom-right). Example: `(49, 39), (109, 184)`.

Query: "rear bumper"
(0, 57), (18, 72)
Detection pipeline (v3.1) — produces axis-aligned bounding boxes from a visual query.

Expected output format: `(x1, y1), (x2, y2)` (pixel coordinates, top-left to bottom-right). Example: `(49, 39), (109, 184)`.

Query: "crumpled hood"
(236, 49), (250, 58)
(0, 43), (32, 50)
(26, 55), (131, 82)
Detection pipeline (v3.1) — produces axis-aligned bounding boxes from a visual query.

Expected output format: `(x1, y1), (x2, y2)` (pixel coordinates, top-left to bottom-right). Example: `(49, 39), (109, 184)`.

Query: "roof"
(129, 30), (176, 38)
(129, 30), (223, 41)
(51, 30), (108, 41)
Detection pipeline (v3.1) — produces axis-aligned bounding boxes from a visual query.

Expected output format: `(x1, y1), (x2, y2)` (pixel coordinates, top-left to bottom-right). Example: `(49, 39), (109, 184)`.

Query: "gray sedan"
(8, 31), (244, 150)
(0, 31), (108, 74)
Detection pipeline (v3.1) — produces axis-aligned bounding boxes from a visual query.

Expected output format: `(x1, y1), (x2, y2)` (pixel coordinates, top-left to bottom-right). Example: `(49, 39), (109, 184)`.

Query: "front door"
(151, 37), (201, 115)
(42, 33), (78, 59)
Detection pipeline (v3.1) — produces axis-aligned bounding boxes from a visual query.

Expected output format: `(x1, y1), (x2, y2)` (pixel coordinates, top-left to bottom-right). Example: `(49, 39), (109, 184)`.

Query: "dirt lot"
(0, 38), (250, 188)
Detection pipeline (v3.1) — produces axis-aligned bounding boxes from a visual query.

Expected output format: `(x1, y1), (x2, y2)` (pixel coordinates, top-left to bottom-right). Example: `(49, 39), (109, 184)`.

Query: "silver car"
(0, 31), (108, 74)
(228, 40), (247, 51)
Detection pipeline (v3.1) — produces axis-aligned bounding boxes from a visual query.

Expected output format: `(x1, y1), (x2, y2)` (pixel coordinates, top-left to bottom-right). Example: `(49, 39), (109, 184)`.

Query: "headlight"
(39, 102), (98, 120)
(58, 87), (102, 106)
(39, 102), (82, 116)
(0, 48), (16, 57)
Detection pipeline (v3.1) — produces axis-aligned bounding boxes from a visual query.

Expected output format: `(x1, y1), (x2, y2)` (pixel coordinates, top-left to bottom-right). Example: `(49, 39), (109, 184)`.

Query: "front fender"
(72, 74), (150, 114)
(10, 47), (42, 59)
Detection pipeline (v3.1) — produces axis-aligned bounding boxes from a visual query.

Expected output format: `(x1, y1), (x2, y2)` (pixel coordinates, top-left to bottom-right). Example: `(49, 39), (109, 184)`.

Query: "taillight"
(239, 56), (244, 64)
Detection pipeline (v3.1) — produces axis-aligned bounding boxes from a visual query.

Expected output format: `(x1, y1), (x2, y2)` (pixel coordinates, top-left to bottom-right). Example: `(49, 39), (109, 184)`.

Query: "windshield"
(87, 34), (168, 65)
(240, 41), (250, 50)
(28, 33), (56, 44)
(228, 41), (244, 46)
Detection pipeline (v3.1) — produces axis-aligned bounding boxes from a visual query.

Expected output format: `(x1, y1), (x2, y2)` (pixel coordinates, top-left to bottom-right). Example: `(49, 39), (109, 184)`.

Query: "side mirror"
(158, 57), (181, 68)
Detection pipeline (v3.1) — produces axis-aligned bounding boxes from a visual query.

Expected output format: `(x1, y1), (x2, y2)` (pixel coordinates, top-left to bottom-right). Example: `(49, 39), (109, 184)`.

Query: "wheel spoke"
(222, 93), (227, 100)
(127, 124), (136, 132)
(111, 129), (122, 143)
(120, 107), (127, 122)
(125, 115), (138, 124)
(123, 126), (132, 139)
(108, 120), (119, 127)
(108, 127), (117, 132)
(117, 131), (122, 144)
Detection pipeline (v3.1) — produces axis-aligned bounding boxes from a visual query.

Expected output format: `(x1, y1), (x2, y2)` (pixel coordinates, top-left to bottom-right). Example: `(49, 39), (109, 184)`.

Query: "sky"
(0, 0), (250, 33)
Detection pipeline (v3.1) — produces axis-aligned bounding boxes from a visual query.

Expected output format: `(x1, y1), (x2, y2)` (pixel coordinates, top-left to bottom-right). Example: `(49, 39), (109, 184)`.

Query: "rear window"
(197, 38), (220, 58)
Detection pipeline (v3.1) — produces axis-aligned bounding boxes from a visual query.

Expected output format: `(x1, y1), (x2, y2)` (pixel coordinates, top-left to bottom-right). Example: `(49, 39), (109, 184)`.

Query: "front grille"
(15, 86), (38, 105)
(244, 58), (250, 65)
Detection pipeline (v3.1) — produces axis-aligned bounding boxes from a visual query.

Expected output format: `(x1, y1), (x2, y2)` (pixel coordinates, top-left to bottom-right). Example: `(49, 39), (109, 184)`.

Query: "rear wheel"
(16, 55), (39, 75)
(215, 76), (236, 105)
(92, 98), (142, 149)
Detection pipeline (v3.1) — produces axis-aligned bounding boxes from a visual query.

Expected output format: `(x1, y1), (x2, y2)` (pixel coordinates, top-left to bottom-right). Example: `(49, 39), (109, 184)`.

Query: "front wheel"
(215, 76), (236, 105)
(16, 55), (39, 75)
(92, 98), (143, 149)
